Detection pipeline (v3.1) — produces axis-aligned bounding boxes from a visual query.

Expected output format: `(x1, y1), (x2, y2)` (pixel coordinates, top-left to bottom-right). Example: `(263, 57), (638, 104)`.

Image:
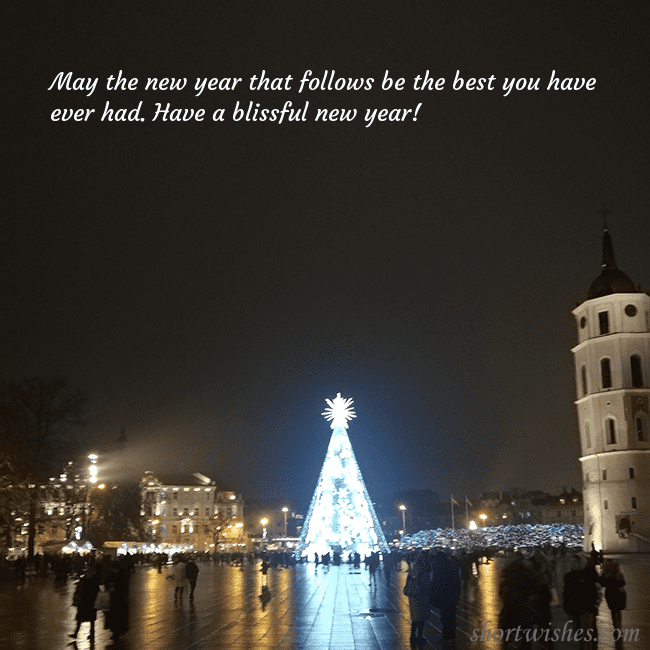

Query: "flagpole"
(451, 495), (455, 531)
(465, 495), (468, 522)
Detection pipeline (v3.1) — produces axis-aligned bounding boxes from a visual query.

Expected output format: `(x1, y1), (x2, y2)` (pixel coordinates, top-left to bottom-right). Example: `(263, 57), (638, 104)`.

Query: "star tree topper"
(322, 392), (356, 429)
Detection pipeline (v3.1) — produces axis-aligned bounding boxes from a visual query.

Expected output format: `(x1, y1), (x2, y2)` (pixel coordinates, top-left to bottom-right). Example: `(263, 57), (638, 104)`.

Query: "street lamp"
(260, 518), (268, 542)
(399, 504), (407, 534)
(88, 454), (98, 483)
(479, 513), (487, 527)
(282, 507), (289, 537)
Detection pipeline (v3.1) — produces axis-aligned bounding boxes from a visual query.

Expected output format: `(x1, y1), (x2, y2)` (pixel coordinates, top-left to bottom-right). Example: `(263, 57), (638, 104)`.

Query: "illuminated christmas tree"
(295, 393), (389, 559)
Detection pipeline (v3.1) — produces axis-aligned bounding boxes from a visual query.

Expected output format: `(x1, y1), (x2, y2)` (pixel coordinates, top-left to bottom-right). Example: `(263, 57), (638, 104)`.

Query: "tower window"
(601, 358), (612, 389)
(629, 467), (635, 479)
(631, 355), (643, 387)
(606, 419), (617, 445)
(604, 500), (608, 509)
(598, 311), (610, 334)
(631, 497), (637, 511)
(581, 366), (588, 396)
(585, 421), (591, 449)
(603, 469), (607, 480)
(637, 417), (646, 441)
(625, 304), (637, 317)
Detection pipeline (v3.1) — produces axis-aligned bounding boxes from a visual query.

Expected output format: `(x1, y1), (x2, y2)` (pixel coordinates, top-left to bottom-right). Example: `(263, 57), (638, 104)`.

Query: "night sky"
(6, 4), (649, 511)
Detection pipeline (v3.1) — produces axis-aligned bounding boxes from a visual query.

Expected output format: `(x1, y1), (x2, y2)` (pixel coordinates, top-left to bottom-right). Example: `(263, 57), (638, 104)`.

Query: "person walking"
(171, 555), (188, 599)
(562, 554), (600, 650)
(186, 558), (199, 600)
(430, 551), (463, 644)
(600, 559), (626, 632)
(405, 554), (432, 644)
(70, 565), (101, 642)
(104, 556), (131, 642)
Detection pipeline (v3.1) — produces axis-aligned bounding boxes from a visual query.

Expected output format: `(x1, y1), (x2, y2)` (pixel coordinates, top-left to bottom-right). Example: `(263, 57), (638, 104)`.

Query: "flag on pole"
(465, 496), (473, 507)
(451, 495), (460, 506)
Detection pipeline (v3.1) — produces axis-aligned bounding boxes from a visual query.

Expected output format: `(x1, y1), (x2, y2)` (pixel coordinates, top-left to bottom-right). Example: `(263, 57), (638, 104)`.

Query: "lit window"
(601, 358), (612, 389)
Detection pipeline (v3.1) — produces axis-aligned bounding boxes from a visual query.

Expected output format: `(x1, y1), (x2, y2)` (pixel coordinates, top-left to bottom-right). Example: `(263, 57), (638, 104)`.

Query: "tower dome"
(587, 225), (637, 300)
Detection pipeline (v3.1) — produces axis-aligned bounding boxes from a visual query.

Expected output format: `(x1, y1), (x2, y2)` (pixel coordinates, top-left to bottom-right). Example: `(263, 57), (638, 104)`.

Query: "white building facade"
(572, 226), (650, 553)
(140, 471), (245, 551)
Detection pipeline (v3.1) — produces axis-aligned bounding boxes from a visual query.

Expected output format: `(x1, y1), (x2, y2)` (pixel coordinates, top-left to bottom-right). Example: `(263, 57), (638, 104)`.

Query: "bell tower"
(572, 224), (650, 552)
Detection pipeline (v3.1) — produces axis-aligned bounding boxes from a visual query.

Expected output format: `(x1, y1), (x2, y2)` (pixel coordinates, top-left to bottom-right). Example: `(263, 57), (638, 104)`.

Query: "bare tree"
(203, 511), (236, 549)
(0, 377), (86, 559)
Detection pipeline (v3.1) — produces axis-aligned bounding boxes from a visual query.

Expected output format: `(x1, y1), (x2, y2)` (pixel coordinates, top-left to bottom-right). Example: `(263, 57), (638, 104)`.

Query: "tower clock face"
(625, 304), (637, 317)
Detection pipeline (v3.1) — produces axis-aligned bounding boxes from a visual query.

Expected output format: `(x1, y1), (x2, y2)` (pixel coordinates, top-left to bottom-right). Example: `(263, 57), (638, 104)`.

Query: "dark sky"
(5, 3), (649, 511)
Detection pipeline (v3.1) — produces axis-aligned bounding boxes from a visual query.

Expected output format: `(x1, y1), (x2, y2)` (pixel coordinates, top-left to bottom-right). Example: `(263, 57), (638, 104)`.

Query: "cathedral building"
(572, 225), (650, 553)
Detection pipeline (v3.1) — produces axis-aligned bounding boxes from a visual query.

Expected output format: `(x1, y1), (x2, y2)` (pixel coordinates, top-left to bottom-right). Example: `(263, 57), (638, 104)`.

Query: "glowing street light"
(399, 504), (407, 534)
(479, 513), (487, 527)
(88, 454), (98, 484)
(282, 507), (289, 537)
(260, 517), (268, 541)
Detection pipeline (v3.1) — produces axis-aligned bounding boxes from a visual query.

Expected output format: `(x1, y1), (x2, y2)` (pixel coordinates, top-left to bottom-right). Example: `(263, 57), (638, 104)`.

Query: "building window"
(601, 358), (612, 389)
(631, 497), (637, 511)
(581, 366), (588, 396)
(572, 510), (576, 517)
(161, 524), (166, 534)
(163, 508), (167, 517)
(205, 508), (209, 516)
(629, 467), (635, 479)
(194, 508), (199, 516)
(183, 508), (189, 515)
(585, 421), (591, 449)
(603, 469), (607, 480)
(173, 492), (178, 500)
(172, 508), (177, 516)
(599, 311), (609, 334)
(586, 472), (590, 481)
(606, 419), (617, 445)
(631, 355), (643, 387)
(637, 417), (646, 441)
(556, 511), (561, 517)
(604, 500), (608, 510)
(172, 525), (177, 534)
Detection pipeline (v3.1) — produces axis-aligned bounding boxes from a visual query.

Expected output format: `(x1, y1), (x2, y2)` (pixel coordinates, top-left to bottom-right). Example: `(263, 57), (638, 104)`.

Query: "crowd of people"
(69, 554), (132, 644)
(399, 522), (585, 554)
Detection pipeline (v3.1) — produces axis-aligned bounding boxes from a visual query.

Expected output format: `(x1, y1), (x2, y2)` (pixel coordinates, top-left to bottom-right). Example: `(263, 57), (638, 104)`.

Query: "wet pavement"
(1, 556), (648, 650)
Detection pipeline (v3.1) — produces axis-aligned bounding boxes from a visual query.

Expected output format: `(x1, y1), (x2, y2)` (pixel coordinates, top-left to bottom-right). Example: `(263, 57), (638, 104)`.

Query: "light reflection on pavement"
(0, 556), (647, 650)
